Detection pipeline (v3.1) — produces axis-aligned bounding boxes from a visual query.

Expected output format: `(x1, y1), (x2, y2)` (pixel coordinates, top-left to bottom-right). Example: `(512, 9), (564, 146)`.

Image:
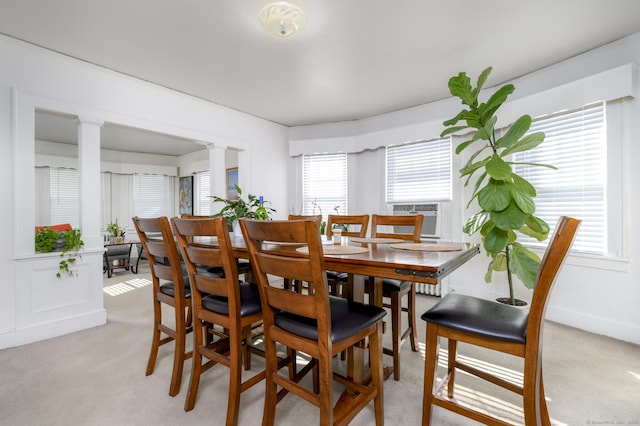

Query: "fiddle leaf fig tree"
(441, 66), (556, 305)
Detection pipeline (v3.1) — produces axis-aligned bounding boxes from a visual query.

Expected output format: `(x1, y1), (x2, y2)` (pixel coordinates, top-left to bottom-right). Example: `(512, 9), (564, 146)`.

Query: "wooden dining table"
(222, 235), (479, 379)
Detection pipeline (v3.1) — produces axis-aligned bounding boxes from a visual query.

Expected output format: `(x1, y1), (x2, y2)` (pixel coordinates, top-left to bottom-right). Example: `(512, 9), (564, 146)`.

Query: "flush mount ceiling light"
(259, 2), (306, 38)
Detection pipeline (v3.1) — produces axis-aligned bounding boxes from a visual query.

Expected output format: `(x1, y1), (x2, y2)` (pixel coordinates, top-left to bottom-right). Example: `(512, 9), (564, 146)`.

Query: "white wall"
(1, 34), (289, 349)
(288, 33), (640, 345)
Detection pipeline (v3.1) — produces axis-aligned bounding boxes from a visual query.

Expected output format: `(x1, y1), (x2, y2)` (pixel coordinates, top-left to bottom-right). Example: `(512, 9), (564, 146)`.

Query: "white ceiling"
(3, 0), (640, 155)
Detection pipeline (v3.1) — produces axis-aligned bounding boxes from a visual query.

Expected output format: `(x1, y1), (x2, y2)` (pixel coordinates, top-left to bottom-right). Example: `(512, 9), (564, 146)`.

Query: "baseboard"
(10, 309), (107, 348)
(545, 305), (640, 345)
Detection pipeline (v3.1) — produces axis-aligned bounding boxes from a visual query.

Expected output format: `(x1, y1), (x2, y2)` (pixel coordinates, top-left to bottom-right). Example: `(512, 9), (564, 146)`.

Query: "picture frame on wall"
(179, 176), (193, 215)
(226, 167), (238, 199)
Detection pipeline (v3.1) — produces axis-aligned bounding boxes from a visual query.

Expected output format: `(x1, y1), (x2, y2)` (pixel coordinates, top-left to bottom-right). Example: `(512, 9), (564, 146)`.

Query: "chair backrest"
(288, 214), (322, 221)
(326, 214), (369, 238)
(371, 214), (423, 241)
(132, 216), (187, 298)
(171, 217), (242, 315)
(241, 218), (332, 342)
(527, 216), (580, 343)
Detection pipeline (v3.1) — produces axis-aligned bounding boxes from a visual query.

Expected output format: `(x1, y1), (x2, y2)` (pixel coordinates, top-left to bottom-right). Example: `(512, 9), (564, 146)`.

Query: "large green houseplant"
(441, 67), (555, 305)
(35, 227), (85, 278)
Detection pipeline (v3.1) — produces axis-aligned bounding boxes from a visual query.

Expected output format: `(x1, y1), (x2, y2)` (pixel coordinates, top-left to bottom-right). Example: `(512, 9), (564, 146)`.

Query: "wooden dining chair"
(325, 214), (370, 296)
(285, 214), (323, 293)
(241, 218), (387, 425)
(367, 213), (423, 381)
(421, 216), (580, 425)
(132, 216), (193, 397)
(171, 216), (270, 425)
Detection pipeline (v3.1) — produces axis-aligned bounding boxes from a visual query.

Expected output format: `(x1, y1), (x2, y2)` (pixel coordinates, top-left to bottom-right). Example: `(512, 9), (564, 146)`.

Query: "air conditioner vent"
(392, 203), (440, 238)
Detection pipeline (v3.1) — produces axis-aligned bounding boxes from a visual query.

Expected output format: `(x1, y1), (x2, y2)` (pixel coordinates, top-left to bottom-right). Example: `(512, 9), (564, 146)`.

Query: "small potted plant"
(35, 226), (84, 278)
(107, 219), (126, 244)
(210, 185), (275, 236)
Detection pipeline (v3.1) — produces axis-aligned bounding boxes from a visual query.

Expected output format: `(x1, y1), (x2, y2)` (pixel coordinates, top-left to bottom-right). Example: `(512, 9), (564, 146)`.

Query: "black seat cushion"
(364, 277), (412, 293)
(421, 294), (529, 344)
(200, 282), (262, 317)
(326, 270), (348, 281)
(274, 296), (386, 342)
(159, 277), (191, 298)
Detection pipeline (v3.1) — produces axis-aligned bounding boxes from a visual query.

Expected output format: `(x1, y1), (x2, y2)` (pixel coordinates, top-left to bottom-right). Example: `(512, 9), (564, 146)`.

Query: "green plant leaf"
(502, 131), (546, 156)
(490, 201), (529, 231)
(448, 72), (475, 106)
(519, 215), (551, 240)
(473, 66), (492, 98)
(462, 211), (490, 235)
(440, 125), (469, 137)
(509, 244), (541, 289)
(478, 179), (511, 211)
(511, 173), (536, 196)
(495, 115), (531, 150)
(492, 251), (508, 271)
(510, 184), (535, 214)
(485, 154), (512, 180)
(483, 226), (508, 254)
(478, 84), (515, 121)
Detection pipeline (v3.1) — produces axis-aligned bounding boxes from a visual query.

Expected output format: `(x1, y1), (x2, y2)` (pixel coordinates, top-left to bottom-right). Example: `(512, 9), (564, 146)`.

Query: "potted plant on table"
(440, 66), (556, 305)
(210, 185), (275, 235)
(107, 219), (126, 244)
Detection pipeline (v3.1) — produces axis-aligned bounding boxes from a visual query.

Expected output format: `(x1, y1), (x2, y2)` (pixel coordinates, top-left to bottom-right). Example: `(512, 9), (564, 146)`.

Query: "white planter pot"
(232, 220), (242, 239)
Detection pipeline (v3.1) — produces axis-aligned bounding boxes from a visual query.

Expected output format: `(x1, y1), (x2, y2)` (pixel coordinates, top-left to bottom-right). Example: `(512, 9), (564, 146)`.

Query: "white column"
(209, 145), (227, 198)
(76, 117), (103, 249)
(237, 149), (250, 193)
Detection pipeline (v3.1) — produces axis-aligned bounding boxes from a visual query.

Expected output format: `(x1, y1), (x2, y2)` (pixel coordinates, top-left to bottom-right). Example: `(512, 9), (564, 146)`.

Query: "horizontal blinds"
(196, 171), (211, 216)
(50, 167), (79, 228)
(514, 102), (605, 254)
(302, 153), (347, 220)
(386, 138), (452, 203)
(133, 174), (172, 220)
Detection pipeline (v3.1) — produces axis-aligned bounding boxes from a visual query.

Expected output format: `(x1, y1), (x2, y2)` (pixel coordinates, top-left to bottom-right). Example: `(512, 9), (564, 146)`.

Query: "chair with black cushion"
(421, 216), (580, 425)
(241, 217), (386, 425)
(325, 214), (369, 296)
(132, 216), (193, 397)
(367, 213), (423, 381)
(285, 214), (322, 293)
(172, 216), (276, 425)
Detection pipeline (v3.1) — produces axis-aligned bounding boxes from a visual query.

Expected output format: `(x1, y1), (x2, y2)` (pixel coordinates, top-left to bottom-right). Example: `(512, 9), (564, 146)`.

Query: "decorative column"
(209, 145), (227, 200)
(76, 116), (103, 249)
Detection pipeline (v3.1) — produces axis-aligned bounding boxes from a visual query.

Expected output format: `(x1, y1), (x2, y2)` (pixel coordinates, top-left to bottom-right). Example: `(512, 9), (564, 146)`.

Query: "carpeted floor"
(1, 265), (639, 425)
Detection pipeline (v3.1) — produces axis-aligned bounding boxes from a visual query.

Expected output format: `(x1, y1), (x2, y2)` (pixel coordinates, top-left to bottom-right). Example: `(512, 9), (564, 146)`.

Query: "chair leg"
(184, 322), (205, 412)
(391, 290), (402, 380)
(262, 336), (279, 426)
(422, 324), (440, 425)
(369, 322), (385, 425)
(226, 326), (243, 426)
(318, 350), (333, 425)
(523, 356), (548, 425)
(146, 297), (162, 376)
(447, 338), (457, 398)
(539, 368), (551, 426)
(169, 304), (187, 397)
(407, 283), (418, 351)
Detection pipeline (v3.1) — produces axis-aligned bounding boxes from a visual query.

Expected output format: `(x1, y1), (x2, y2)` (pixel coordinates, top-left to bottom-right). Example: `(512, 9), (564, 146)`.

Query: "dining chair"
(285, 214), (323, 293)
(241, 218), (386, 425)
(421, 216), (580, 425)
(325, 214), (370, 296)
(368, 213), (424, 381)
(172, 216), (271, 425)
(132, 216), (193, 397)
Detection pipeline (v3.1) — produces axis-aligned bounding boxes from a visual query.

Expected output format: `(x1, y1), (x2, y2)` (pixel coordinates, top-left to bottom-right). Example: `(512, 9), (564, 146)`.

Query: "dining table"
(221, 235), (479, 380)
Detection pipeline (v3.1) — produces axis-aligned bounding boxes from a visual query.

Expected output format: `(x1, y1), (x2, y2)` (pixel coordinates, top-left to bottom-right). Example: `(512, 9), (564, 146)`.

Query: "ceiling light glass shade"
(259, 2), (306, 38)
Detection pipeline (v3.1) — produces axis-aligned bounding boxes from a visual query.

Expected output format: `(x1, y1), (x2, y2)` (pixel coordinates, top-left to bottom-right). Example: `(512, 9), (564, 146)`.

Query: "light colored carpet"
(1, 265), (639, 425)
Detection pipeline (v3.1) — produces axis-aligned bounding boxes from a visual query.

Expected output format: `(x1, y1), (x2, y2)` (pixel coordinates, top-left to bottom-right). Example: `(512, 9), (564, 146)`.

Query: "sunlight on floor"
(103, 277), (152, 296)
(629, 370), (640, 380)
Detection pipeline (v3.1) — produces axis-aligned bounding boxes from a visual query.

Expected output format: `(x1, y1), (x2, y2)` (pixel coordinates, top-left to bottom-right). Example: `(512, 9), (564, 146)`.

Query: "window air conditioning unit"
(392, 203), (440, 238)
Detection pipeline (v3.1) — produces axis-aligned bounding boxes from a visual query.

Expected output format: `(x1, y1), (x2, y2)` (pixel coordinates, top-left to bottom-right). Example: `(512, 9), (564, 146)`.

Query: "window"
(195, 171), (211, 215)
(514, 102), (606, 254)
(133, 174), (173, 219)
(386, 138), (452, 203)
(302, 153), (347, 219)
(50, 167), (79, 228)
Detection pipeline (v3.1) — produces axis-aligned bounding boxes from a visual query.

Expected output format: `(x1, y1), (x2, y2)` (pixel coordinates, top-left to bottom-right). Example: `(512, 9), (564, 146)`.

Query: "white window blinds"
(133, 174), (172, 219)
(386, 138), (452, 203)
(50, 167), (79, 228)
(302, 153), (348, 219)
(514, 102), (606, 254)
(195, 171), (211, 216)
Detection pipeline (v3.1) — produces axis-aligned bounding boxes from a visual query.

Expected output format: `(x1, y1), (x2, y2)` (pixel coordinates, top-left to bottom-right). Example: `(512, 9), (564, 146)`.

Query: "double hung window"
(302, 153), (348, 218)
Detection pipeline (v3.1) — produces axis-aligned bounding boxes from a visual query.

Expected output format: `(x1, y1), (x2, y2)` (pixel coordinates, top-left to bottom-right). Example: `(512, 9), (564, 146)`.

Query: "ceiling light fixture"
(259, 2), (306, 38)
